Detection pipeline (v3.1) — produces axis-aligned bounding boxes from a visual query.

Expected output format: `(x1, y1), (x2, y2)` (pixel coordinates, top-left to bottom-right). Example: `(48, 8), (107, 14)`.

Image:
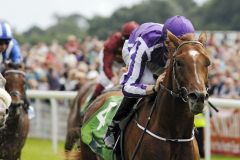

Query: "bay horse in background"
(0, 63), (29, 160)
(64, 81), (96, 159)
(79, 31), (210, 160)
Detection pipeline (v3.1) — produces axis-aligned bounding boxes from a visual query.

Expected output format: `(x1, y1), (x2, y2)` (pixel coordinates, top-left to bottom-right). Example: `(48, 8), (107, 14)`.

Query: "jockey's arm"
(121, 38), (154, 97)
(103, 32), (123, 80)
(9, 39), (22, 64)
(103, 47), (114, 80)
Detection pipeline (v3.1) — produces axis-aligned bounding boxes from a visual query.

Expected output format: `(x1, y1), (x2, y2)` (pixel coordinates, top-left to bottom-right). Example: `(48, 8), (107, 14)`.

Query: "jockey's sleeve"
(7, 39), (22, 64)
(122, 40), (130, 66)
(10, 42), (22, 64)
(103, 32), (123, 80)
(121, 38), (150, 97)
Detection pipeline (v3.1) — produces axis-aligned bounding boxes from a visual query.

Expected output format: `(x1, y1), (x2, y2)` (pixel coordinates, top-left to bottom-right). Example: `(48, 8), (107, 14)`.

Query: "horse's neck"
(154, 70), (194, 139)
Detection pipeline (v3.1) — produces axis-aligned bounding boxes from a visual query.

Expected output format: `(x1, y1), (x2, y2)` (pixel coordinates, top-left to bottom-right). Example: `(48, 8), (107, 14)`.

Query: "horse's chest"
(140, 140), (194, 160)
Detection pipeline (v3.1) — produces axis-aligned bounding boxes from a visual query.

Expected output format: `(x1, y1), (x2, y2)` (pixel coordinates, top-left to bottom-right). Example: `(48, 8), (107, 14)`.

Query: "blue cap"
(162, 15), (195, 39)
(0, 22), (13, 40)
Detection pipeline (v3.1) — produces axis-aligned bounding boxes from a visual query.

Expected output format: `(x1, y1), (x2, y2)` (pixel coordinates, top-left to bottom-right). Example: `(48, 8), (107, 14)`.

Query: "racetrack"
(22, 138), (239, 160)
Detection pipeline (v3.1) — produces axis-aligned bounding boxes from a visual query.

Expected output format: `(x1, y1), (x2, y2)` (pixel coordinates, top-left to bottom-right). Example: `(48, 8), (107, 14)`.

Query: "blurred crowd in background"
(22, 36), (103, 91)
(207, 32), (240, 99)
(21, 32), (240, 99)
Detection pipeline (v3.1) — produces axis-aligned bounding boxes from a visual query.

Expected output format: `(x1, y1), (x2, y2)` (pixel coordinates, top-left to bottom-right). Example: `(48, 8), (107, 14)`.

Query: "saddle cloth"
(81, 96), (123, 160)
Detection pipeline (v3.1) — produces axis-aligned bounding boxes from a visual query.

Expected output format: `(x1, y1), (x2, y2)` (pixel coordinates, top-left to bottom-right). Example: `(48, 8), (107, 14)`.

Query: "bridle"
(159, 40), (208, 103)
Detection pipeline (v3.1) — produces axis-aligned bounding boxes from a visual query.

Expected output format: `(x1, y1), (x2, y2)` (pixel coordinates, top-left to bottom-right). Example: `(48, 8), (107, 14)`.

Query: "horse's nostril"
(188, 93), (198, 101)
(6, 109), (9, 115)
(205, 93), (209, 100)
(188, 92), (205, 103)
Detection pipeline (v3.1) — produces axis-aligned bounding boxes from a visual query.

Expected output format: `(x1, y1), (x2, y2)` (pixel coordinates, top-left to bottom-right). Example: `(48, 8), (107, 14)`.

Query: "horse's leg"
(65, 128), (80, 160)
(65, 92), (82, 159)
(79, 141), (97, 160)
(65, 128), (79, 150)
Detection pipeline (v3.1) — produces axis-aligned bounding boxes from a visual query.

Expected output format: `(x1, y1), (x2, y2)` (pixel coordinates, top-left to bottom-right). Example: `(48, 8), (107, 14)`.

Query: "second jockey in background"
(0, 21), (18, 111)
(0, 21), (29, 110)
(0, 23), (22, 67)
(89, 21), (139, 101)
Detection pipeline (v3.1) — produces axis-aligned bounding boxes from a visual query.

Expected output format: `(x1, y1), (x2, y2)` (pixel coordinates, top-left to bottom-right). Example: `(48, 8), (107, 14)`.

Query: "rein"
(131, 94), (158, 160)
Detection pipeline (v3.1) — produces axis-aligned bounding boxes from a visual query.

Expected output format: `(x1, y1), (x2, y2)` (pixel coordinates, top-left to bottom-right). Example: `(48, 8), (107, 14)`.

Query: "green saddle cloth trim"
(81, 95), (123, 160)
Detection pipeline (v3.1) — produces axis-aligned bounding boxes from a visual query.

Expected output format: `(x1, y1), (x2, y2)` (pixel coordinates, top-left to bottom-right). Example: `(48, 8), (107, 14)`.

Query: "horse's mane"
(179, 33), (195, 41)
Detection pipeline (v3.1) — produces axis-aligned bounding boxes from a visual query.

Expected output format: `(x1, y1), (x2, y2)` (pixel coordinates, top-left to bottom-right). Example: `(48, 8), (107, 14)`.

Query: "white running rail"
(26, 90), (240, 157)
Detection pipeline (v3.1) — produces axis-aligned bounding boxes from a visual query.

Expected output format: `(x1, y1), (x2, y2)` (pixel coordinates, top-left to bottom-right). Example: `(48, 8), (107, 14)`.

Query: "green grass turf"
(21, 138), (240, 160)
(21, 138), (65, 160)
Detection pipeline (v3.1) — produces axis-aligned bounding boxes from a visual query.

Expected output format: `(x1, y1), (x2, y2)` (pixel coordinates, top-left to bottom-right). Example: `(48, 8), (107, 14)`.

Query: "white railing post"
(35, 99), (42, 137)
(50, 98), (58, 153)
(205, 106), (211, 160)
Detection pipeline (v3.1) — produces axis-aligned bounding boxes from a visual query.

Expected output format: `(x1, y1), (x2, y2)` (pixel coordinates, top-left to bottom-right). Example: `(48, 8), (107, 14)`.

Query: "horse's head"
(165, 31), (210, 114)
(3, 63), (26, 107)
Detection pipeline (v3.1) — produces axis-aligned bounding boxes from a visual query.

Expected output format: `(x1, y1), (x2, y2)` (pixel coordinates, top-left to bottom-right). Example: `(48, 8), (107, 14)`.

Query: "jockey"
(89, 21), (139, 102)
(0, 21), (15, 108)
(0, 22), (22, 66)
(104, 15), (196, 148)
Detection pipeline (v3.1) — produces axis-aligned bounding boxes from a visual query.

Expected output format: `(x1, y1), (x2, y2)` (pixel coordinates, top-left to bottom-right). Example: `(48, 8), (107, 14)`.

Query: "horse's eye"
(175, 59), (183, 68)
(205, 58), (211, 67)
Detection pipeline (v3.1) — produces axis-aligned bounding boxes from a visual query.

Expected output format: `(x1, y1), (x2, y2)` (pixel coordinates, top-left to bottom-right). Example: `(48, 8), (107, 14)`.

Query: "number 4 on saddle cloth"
(81, 96), (123, 160)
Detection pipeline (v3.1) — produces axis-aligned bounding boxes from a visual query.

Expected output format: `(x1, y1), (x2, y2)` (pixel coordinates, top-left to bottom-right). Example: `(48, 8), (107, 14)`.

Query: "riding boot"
(104, 120), (120, 149)
(104, 97), (138, 148)
(113, 97), (138, 121)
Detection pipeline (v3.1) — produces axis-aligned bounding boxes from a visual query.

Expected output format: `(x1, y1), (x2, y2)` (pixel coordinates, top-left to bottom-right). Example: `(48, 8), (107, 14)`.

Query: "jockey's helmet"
(162, 15), (195, 39)
(121, 21), (139, 38)
(0, 21), (13, 41)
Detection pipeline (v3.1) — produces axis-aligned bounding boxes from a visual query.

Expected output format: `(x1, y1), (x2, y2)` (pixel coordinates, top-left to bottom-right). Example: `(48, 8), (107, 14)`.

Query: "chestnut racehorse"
(0, 63), (29, 160)
(79, 31), (210, 160)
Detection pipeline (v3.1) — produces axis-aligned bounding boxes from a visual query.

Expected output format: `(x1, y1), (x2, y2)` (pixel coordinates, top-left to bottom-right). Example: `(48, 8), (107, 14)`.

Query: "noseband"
(4, 70), (25, 77)
(160, 41), (207, 102)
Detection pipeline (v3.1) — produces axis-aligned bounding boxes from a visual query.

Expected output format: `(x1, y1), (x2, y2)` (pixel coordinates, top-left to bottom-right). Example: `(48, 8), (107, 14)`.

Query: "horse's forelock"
(179, 33), (195, 41)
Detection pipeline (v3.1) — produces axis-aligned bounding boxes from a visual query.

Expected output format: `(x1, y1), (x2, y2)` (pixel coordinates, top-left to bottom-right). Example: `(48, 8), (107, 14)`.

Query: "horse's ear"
(166, 30), (181, 47)
(198, 32), (207, 46)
